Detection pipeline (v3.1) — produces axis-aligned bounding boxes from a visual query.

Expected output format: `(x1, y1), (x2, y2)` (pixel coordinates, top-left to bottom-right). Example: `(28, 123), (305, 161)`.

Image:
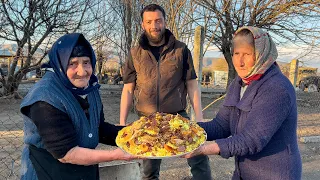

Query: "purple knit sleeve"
(198, 106), (232, 141)
(216, 85), (293, 159)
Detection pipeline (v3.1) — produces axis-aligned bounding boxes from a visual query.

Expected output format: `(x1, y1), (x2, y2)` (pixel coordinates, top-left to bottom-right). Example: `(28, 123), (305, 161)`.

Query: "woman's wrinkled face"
(66, 56), (92, 88)
(232, 42), (255, 79)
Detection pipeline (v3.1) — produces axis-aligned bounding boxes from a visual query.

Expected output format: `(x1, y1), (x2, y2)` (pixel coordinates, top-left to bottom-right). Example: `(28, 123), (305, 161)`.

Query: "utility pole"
(289, 59), (299, 87)
(191, 26), (204, 121)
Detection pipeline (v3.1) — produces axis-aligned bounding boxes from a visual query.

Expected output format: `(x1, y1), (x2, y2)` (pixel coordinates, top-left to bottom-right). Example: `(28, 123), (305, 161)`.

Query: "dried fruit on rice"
(116, 112), (206, 157)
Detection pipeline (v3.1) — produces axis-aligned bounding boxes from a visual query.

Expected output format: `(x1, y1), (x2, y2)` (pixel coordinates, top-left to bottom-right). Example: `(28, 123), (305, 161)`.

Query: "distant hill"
(0, 44), (45, 57)
(0, 44), (18, 56)
(0, 44), (48, 65)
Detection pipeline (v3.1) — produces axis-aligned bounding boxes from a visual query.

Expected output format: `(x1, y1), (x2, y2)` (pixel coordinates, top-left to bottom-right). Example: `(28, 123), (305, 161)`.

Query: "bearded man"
(120, 4), (212, 180)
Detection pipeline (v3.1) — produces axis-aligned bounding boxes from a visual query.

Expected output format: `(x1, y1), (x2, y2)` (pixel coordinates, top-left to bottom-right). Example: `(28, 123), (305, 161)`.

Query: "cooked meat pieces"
(116, 112), (206, 157)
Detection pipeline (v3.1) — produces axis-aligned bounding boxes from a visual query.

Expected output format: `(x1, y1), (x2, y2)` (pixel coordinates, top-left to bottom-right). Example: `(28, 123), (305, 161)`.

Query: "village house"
(202, 57), (318, 88)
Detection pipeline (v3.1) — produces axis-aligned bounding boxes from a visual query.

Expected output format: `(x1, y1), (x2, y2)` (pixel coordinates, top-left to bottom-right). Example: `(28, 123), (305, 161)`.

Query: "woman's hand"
(183, 141), (220, 158)
(58, 146), (142, 165)
(112, 148), (140, 161)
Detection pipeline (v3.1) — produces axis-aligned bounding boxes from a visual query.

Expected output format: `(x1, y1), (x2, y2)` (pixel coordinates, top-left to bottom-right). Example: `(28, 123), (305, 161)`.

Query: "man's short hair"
(140, 4), (166, 20)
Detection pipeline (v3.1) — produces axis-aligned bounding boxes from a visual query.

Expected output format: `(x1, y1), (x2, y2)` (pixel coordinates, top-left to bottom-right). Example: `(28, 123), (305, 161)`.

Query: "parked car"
(0, 65), (8, 77)
(298, 76), (320, 92)
(25, 68), (43, 80)
(0, 70), (3, 95)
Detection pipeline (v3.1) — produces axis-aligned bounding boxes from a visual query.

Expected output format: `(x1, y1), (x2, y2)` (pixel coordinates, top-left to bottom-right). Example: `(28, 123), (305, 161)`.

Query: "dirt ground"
(0, 90), (319, 179)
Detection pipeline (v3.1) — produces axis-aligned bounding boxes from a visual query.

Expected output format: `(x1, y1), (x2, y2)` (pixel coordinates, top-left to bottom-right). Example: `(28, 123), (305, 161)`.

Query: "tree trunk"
(4, 76), (19, 96)
(4, 45), (23, 96)
(125, 0), (132, 57)
(223, 48), (236, 87)
(190, 26), (204, 121)
(96, 50), (103, 82)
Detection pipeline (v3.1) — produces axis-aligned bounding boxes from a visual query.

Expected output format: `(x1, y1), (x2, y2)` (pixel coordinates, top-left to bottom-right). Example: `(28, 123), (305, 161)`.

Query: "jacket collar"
(223, 63), (281, 111)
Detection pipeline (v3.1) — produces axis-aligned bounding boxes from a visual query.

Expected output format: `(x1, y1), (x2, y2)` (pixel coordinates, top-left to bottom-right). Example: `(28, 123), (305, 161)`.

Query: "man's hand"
(186, 79), (204, 122)
(119, 121), (126, 126)
(120, 83), (135, 125)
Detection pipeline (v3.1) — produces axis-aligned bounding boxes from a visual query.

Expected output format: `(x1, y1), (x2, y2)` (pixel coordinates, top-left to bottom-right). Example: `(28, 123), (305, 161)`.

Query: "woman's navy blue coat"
(200, 64), (302, 180)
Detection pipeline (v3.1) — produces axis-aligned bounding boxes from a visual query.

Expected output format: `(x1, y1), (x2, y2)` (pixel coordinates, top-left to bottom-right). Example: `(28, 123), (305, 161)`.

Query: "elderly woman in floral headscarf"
(185, 26), (302, 180)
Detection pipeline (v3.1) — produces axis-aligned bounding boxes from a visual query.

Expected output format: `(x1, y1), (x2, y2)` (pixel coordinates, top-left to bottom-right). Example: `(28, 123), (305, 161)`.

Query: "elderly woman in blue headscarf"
(20, 33), (134, 180)
(185, 26), (302, 180)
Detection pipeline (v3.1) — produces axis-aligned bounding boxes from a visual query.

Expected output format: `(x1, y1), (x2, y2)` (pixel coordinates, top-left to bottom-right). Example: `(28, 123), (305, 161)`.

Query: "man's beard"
(145, 28), (165, 44)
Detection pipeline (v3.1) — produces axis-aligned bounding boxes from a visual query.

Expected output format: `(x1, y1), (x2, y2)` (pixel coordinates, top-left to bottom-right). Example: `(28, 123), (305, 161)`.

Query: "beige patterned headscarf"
(234, 26), (278, 82)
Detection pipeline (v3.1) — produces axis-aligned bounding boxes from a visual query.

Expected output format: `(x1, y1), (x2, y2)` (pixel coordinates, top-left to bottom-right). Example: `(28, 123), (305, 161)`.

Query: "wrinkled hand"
(113, 148), (136, 161)
(183, 141), (220, 159)
(195, 118), (206, 122)
(183, 145), (205, 159)
(113, 148), (143, 161)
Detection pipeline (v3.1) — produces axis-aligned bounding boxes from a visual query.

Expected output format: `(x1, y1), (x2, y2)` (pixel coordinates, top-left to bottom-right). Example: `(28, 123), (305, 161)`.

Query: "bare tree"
(0, 0), (97, 96)
(89, 0), (143, 76)
(195, 0), (320, 86)
(138, 0), (199, 44)
(99, 0), (202, 62)
(82, 1), (118, 80)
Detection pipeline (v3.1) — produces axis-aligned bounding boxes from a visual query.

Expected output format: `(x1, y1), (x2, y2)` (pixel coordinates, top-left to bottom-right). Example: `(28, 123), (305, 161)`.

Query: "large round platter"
(116, 113), (207, 159)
